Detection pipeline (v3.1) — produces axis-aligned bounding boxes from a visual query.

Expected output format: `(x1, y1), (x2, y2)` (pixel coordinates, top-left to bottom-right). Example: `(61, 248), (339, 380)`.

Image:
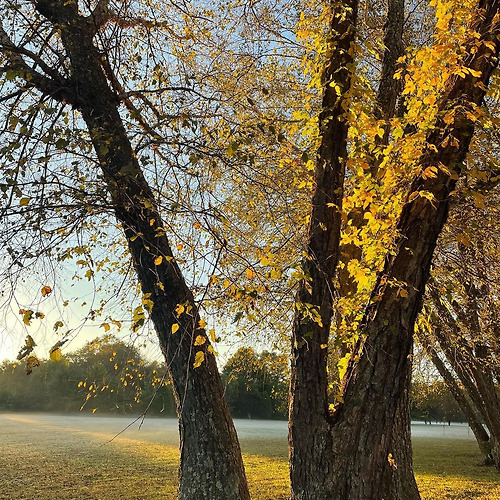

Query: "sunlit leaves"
(49, 347), (62, 362)
(245, 268), (255, 280)
(19, 309), (33, 325)
(142, 293), (154, 313)
(132, 305), (146, 332)
(194, 335), (206, 346)
(193, 351), (205, 368)
(171, 323), (180, 334)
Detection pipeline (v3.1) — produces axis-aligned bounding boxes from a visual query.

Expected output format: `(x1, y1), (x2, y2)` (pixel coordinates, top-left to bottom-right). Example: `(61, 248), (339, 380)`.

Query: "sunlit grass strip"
(0, 415), (498, 500)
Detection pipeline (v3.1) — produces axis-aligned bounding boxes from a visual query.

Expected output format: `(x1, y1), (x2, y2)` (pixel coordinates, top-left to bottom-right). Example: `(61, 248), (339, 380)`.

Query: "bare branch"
(0, 23), (77, 106)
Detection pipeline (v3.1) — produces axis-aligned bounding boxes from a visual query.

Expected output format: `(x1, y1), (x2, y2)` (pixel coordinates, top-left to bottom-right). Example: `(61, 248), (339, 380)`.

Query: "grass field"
(0, 413), (498, 499)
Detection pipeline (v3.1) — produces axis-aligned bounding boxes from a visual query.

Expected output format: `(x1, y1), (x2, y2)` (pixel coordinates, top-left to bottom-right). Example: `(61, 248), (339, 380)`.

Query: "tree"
(289, 0), (500, 498)
(222, 347), (289, 419)
(0, 335), (177, 414)
(410, 379), (465, 424)
(417, 188), (500, 467)
(0, 1), (249, 498)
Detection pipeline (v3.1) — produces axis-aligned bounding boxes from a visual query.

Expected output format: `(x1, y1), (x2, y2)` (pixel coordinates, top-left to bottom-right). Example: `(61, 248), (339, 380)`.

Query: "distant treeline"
(0, 336), (177, 415)
(0, 337), (289, 419)
(0, 337), (465, 422)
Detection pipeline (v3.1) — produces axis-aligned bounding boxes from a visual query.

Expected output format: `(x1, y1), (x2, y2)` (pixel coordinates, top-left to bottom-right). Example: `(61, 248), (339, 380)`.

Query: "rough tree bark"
(337, 0), (420, 496)
(290, 0), (500, 498)
(0, 2), (250, 499)
(289, 0), (358, 496)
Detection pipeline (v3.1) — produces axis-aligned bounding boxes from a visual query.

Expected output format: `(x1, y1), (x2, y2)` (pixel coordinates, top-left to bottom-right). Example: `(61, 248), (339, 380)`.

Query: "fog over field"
(1, 412), (498, 500)
(0, 412), (476, 443)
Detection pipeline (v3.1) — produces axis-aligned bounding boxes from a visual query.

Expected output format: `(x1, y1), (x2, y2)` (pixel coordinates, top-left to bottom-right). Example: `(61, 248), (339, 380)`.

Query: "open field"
(0, 413), (498, 499)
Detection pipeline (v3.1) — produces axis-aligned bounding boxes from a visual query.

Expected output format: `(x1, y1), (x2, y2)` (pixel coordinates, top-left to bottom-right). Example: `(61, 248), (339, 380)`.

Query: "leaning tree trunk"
(24, 2), (250, 499)
(290, 0), (500, 498)
(430, 289), (500, 469)
(421, 335), (494, 465)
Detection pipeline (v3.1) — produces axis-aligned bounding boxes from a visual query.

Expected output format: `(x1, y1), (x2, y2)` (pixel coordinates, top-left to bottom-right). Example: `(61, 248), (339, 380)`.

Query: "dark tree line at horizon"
(0, 338), (467, 426)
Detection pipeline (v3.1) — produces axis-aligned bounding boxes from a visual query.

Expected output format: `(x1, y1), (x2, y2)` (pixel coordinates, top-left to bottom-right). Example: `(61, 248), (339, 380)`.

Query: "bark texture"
(13, 2), (251, 498)
(289, 0), (358, 496)
(290, 0), (500, 498)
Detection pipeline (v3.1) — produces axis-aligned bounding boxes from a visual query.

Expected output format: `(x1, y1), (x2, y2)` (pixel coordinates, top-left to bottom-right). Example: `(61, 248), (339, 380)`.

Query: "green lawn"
(0, 413), (498, 499)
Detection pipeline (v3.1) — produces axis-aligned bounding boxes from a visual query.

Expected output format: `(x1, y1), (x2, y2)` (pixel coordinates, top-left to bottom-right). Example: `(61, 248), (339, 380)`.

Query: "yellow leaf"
(198, 319), (207, 329)
(175, 304), (185, 316)
(101, 322), (110, 332)
(194, 335), (206, 346)
(193, 221), (201, 229)
(334, 392), (344, 403)
(154, 256), (163, 265)
(171, 323), (180, 334)
(19, 197), (29, 206)
(41, 285), (52, 297)
(399, 288), (408, 298)
(50, 348), (62, 362)
(193, 351), (205, 368)
(209, 328), (216, 342)
(245, 268), (255, 279)
(260, 257), (270, 266)
(456, 233), (470, 247)
(422, 166), (438, 179)
(177, 243), (184, 251)
(472, 191), (485, 208)
(21, 309), (33, 325)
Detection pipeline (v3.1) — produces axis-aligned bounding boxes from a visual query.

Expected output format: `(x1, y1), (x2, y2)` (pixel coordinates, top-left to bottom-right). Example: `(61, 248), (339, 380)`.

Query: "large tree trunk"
(337, 0), (419, 495)
(381, 354), (420, 500)
(30, 2), (250, 499)
(289, 0), (358, 496)
(290, 0), (500, 498)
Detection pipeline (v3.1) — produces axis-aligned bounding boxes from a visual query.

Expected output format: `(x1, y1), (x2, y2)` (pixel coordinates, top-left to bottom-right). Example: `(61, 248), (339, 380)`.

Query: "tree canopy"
(1, 0), (500, 498)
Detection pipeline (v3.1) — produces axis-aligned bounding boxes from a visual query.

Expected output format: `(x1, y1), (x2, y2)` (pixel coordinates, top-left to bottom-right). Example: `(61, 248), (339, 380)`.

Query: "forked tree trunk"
(336, 0), (418, 495)
(27, 2), (250, 499)
(289, 0), (358, 496)
(290, 1), (500, 498)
